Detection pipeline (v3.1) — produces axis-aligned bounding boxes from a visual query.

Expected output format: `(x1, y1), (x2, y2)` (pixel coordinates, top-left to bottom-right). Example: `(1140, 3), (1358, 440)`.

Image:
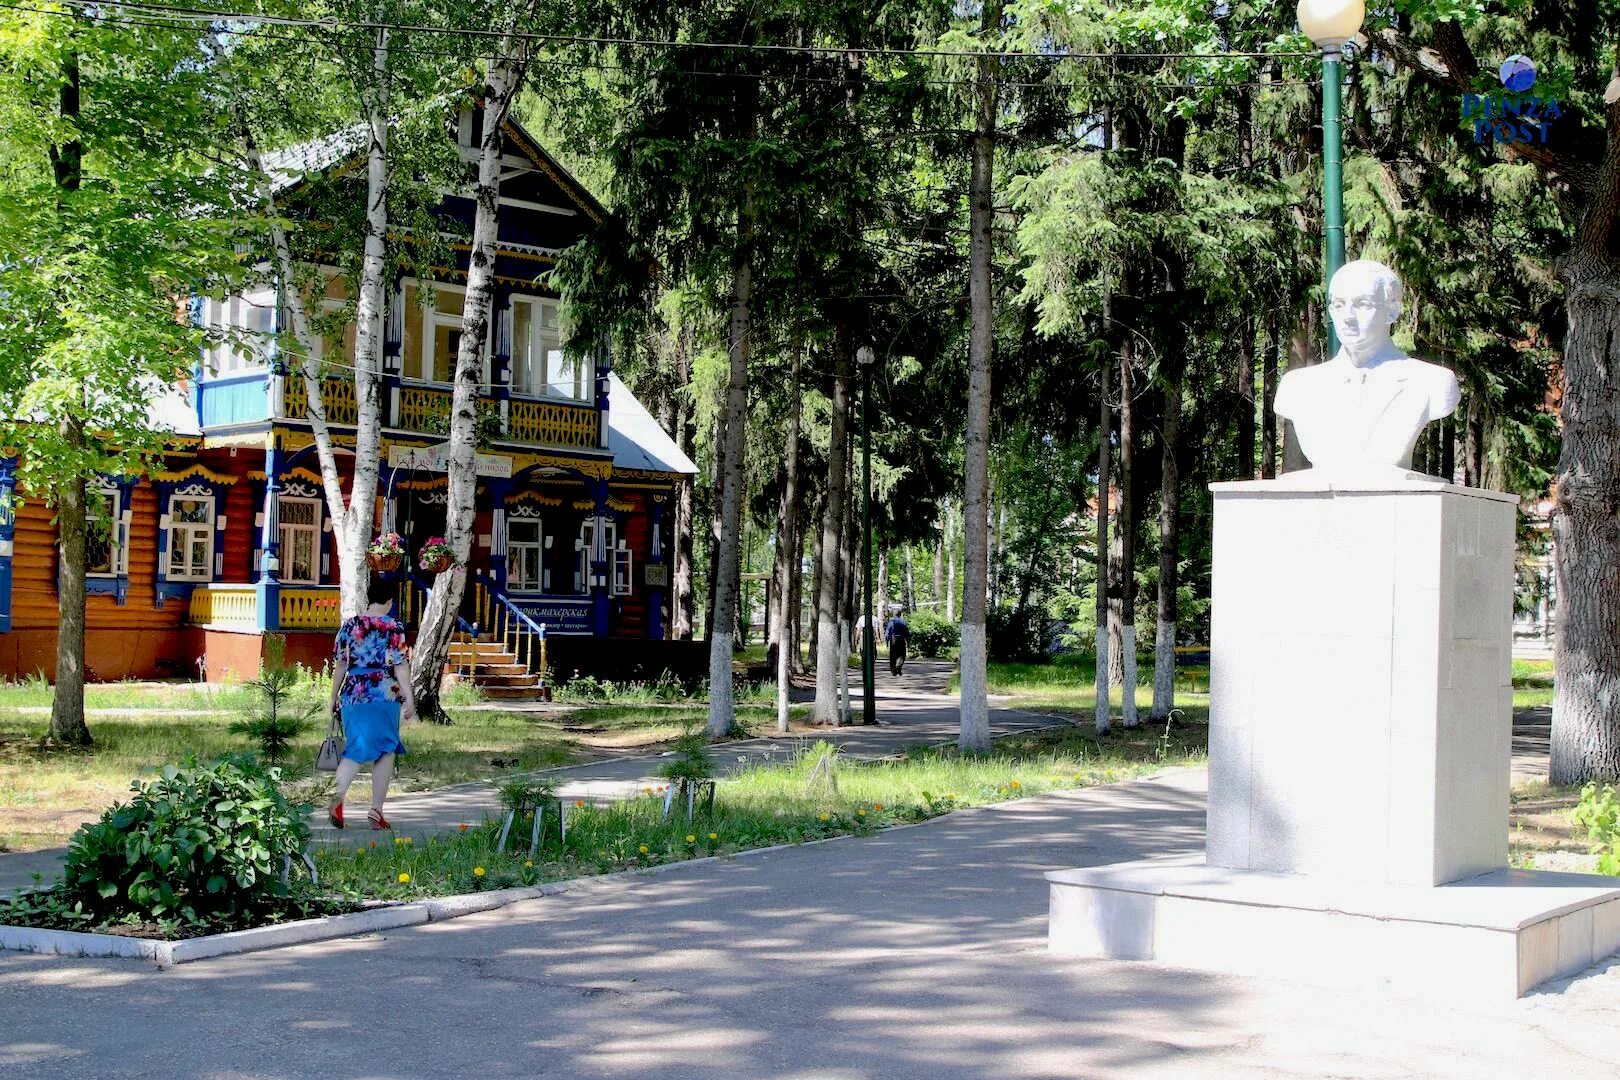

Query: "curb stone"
(0, 771), (1198, 968)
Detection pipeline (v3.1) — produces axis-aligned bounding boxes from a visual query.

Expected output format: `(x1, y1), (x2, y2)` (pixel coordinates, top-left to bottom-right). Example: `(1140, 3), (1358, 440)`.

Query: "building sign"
(388, 443), (513, 479)
(515, 598), (593, 634)
(644, 564), (668, 587)
(1461, 55), (1562, 145)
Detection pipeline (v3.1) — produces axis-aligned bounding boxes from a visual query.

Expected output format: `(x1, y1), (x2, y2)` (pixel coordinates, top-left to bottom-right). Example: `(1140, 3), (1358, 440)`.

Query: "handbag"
(315, 705), (345, 773)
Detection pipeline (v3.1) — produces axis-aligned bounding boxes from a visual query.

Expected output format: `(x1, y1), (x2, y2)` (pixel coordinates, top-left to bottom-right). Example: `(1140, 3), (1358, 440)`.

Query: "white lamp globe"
(1297, 0), (1364, 47)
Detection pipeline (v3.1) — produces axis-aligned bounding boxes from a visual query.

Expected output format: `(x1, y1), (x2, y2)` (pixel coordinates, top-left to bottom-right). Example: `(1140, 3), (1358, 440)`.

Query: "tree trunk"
(47, 47), (90, 747)
(414, 47), (528, 720)
(945, 504), (956, 622)
(1151, 352), (1183, 721)
(674, 327), (697, 639)
(812, 318), (853, 724)
(903, 544), (916, 612)
(932, 539), (944, 607)
(958, 2), (999, 752)
(1261, 309), (1279, 479)
(50, 462), (91, 746)
(789, 494), (806, 675)
(773, 344), (803, 734)
(1115, 347), (1138, 727)
(1549, 253), (1620, 784)
(1093, 343), (1112, 736)
(707, 161), (756, 736)
(1464, 394), (1484, 488)
(876, 550), (889, 623)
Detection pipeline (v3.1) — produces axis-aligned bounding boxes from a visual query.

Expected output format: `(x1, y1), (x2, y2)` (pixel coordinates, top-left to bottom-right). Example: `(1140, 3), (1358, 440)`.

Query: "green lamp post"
(1298, 0), (1364, 356)
(857, 344), (876, 725)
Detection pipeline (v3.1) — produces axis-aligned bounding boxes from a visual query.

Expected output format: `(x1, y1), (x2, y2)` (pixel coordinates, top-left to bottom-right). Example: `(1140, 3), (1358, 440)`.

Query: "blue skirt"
(340, 700), (406, 764)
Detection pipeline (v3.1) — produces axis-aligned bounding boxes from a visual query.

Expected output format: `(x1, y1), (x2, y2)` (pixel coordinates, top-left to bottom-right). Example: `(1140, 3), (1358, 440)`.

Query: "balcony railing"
(189, 585), (257, 630)
(280, 587), (343, 631)
(283, 375), (360, 426)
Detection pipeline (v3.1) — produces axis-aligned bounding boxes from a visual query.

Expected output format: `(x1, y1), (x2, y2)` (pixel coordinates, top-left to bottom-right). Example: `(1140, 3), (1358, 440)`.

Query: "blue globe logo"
(1499, 55), (1537, 93)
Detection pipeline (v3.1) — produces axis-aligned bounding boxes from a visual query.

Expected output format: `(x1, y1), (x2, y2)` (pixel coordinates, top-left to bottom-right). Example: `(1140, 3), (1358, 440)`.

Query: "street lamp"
(1298, 0), (1363, 356)
(857, 344), (876, 725)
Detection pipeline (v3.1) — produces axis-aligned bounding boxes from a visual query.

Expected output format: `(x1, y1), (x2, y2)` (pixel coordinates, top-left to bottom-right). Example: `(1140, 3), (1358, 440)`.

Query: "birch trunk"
(1261, 309), (1279, 479)
(932, 540), (944, 607)
(1093, 347), (1111, 736)
(812, 328), (853, 725)
(773, 344), (803, 734)
(1151, 353), (1183, 721)
(945, 504), (956, 622)
(903, 544), (915, 612)
(958, 5), (999, 753)
(876, 550), (889, 625)
(674, 329), (697, 638)
(707, 187), (755, 736)
(413, 50), (527, 719)
(1115, 348), (1138, 728)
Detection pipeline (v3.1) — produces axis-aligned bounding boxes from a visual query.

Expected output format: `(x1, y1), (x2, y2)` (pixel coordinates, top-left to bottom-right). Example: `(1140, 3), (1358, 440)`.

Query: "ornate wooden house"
(0, 106), (698, 691)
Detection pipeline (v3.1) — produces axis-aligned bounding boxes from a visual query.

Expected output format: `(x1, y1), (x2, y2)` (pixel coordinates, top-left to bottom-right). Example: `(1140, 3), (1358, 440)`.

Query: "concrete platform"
(1048, 854), (1620, 1000)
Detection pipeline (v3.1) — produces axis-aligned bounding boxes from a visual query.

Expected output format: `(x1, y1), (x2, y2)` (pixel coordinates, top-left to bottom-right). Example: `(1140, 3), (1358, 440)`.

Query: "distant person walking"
(327, 577), (419, 830)
(884, 611), (910, 677)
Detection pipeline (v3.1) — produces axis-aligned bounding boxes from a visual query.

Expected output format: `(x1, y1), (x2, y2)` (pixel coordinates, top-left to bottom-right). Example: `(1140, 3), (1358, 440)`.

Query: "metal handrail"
(474, 572), (548, 680)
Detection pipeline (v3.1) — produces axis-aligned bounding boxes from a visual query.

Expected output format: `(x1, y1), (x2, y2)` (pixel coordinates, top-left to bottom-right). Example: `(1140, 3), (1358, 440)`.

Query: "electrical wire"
(25, 0), (1318, 63)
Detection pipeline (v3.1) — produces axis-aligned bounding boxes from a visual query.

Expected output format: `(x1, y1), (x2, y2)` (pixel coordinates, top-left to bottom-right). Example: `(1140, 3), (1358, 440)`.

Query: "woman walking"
(328, 577), (419, 830)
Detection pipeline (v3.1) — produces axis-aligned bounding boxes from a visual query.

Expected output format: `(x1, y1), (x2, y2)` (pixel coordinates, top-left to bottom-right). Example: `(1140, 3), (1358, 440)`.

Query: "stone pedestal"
(1047, 478), (1620, 999)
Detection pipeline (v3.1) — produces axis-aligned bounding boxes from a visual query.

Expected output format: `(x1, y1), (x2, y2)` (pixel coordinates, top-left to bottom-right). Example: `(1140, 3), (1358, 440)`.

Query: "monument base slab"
(1047, 855), (1620, 1000)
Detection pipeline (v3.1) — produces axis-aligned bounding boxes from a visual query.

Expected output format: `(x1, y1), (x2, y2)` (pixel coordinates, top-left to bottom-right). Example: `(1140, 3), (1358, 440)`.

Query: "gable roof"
(606, 373), (697, 476)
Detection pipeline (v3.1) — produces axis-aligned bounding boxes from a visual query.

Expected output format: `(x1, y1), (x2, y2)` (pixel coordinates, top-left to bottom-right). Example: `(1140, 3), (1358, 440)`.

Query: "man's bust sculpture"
(1275, 260), (1461, 478)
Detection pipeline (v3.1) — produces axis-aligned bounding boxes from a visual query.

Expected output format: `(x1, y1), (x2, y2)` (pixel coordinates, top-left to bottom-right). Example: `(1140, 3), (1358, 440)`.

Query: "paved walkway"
(4, 768), (1619, 1078)
(0, 662), (1064, 895)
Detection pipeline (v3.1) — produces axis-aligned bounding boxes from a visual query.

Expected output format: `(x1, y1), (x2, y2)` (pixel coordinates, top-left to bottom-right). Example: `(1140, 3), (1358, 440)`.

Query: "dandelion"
(458, 823), (469, 832)
(643, 787), (653, 794)
(638, 844), (649, 854)
(575, 800), (585, 808)
(857, 808), (866, 816)
(1010, 780), (1021, 789)
(473, 866), (486, 878)
(394, 837), (406, 846)
(686, 834), (697, 843)
(524, 860), (533, 868)
(398, 872), (411, 884)
(873, 803), (884, 811)
(707, 832), (718, 840)
(819, 813), (830, 822)
(401, 836), (413, 846)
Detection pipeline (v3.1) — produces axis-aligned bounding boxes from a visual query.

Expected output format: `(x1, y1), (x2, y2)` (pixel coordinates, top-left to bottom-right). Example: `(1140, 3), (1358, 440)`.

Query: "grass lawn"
(957, 654), (1212, 724)
(0, 695), (808, 853)
(315, 726), (1207, 902)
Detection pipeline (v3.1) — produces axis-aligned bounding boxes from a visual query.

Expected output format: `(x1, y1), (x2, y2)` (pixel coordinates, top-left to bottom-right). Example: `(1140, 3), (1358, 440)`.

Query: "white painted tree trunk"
(812, 330), (852, 725)
(957, 5), (999, 754)
(773, 345), (802, 736)
(1120, 626), (1138, 728)
(1152, 618), (1175, 722)
(413, 48), (529, 717)
(839, 621), (852, 725)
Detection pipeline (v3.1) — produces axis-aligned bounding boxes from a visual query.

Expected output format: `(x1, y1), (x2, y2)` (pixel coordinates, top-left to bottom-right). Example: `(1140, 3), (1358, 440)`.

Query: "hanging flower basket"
(367, 533), (406, 572)
(418, 537), (459, 575)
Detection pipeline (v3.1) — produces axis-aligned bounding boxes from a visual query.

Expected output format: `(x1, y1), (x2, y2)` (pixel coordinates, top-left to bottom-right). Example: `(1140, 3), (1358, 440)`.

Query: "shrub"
(907, 610), (959, 658)
(229, 634), (322, 763)
(657, 724), (716, 783)
(988, 603), (1050, 663)
(1575, 782), (1620, 875)
(54, 756), (311, 928)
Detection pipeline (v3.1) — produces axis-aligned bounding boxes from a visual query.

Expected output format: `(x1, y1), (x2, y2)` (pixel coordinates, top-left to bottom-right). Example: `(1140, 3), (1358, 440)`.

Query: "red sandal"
(328, 804), (345, 829)
(367, 807), (391, 830)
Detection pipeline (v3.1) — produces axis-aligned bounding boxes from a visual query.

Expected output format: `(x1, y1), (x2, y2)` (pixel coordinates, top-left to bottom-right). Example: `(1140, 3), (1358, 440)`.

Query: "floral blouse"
(334, 615), (408, 706)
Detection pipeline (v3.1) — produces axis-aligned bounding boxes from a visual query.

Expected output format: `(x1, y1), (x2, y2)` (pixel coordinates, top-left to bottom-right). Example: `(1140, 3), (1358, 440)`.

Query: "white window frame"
(508, 294), (591, 403)
(506, 516), (544, 592)
(613, 544), (633, 597)
(408, 280), (493, 387)
(86, 487), (129, 578)
(277, 496), (321, 585)
(202, 290), (274, 376)
(579, 518), (621, 594)
(167, 493), (215, 582)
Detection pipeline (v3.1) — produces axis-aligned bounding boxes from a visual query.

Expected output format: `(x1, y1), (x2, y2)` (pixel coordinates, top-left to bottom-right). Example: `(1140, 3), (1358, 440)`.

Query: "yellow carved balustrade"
(508, 399), (600, 449)
(188, 585), (258, 630)
(282, 376), (360, 426)
(280, 588), (343, 631)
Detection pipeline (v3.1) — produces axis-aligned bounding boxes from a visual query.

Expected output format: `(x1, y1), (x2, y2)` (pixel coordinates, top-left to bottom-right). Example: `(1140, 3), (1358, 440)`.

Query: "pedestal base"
(1047, 855), (1620, 999)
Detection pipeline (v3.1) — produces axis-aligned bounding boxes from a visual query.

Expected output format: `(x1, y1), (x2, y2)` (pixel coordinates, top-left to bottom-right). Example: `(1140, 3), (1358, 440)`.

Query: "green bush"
(230, 634), (322, 763)
(988, 604), (1049, 663)
(1575, 782), (1620, 875)
(907, 611), (959, 658)
(55, 756), (311, 928)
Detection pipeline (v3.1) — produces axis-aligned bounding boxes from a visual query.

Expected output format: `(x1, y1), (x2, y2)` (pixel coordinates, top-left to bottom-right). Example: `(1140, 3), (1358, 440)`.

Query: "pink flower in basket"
(418, 536), (459, 571)
(369, 532), (406, 557)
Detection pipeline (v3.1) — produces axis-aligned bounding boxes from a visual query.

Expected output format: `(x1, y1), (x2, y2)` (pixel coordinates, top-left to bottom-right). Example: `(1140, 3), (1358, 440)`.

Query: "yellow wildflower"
(707, 832), (718, 840)
(686, 834), (697, 843)
(818, 813), (830, 822)
(524, 860), (534, 868)
(398, 872), (411, 884)
(1010, 780), (1021, 789)
(638, 844), (650, 854)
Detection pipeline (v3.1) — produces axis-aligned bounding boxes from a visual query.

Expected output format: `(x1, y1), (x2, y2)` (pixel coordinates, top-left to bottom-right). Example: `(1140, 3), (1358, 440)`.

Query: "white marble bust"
(1274, 260), (1461, 478)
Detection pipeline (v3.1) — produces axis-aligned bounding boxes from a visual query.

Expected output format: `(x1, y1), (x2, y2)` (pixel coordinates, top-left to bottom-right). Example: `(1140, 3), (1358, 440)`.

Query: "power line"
(26, 0), (1317, 63)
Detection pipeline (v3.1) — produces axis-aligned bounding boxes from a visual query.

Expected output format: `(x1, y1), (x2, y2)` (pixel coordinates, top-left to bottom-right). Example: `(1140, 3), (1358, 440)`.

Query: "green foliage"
(38, 757), (311, 930)
(656, 724), (716, 783)
(907, 610), (960, 658)
(987, 603), (1050, 664)
(229, 635), (322, 763)
(1575, 783), (1620, 876)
